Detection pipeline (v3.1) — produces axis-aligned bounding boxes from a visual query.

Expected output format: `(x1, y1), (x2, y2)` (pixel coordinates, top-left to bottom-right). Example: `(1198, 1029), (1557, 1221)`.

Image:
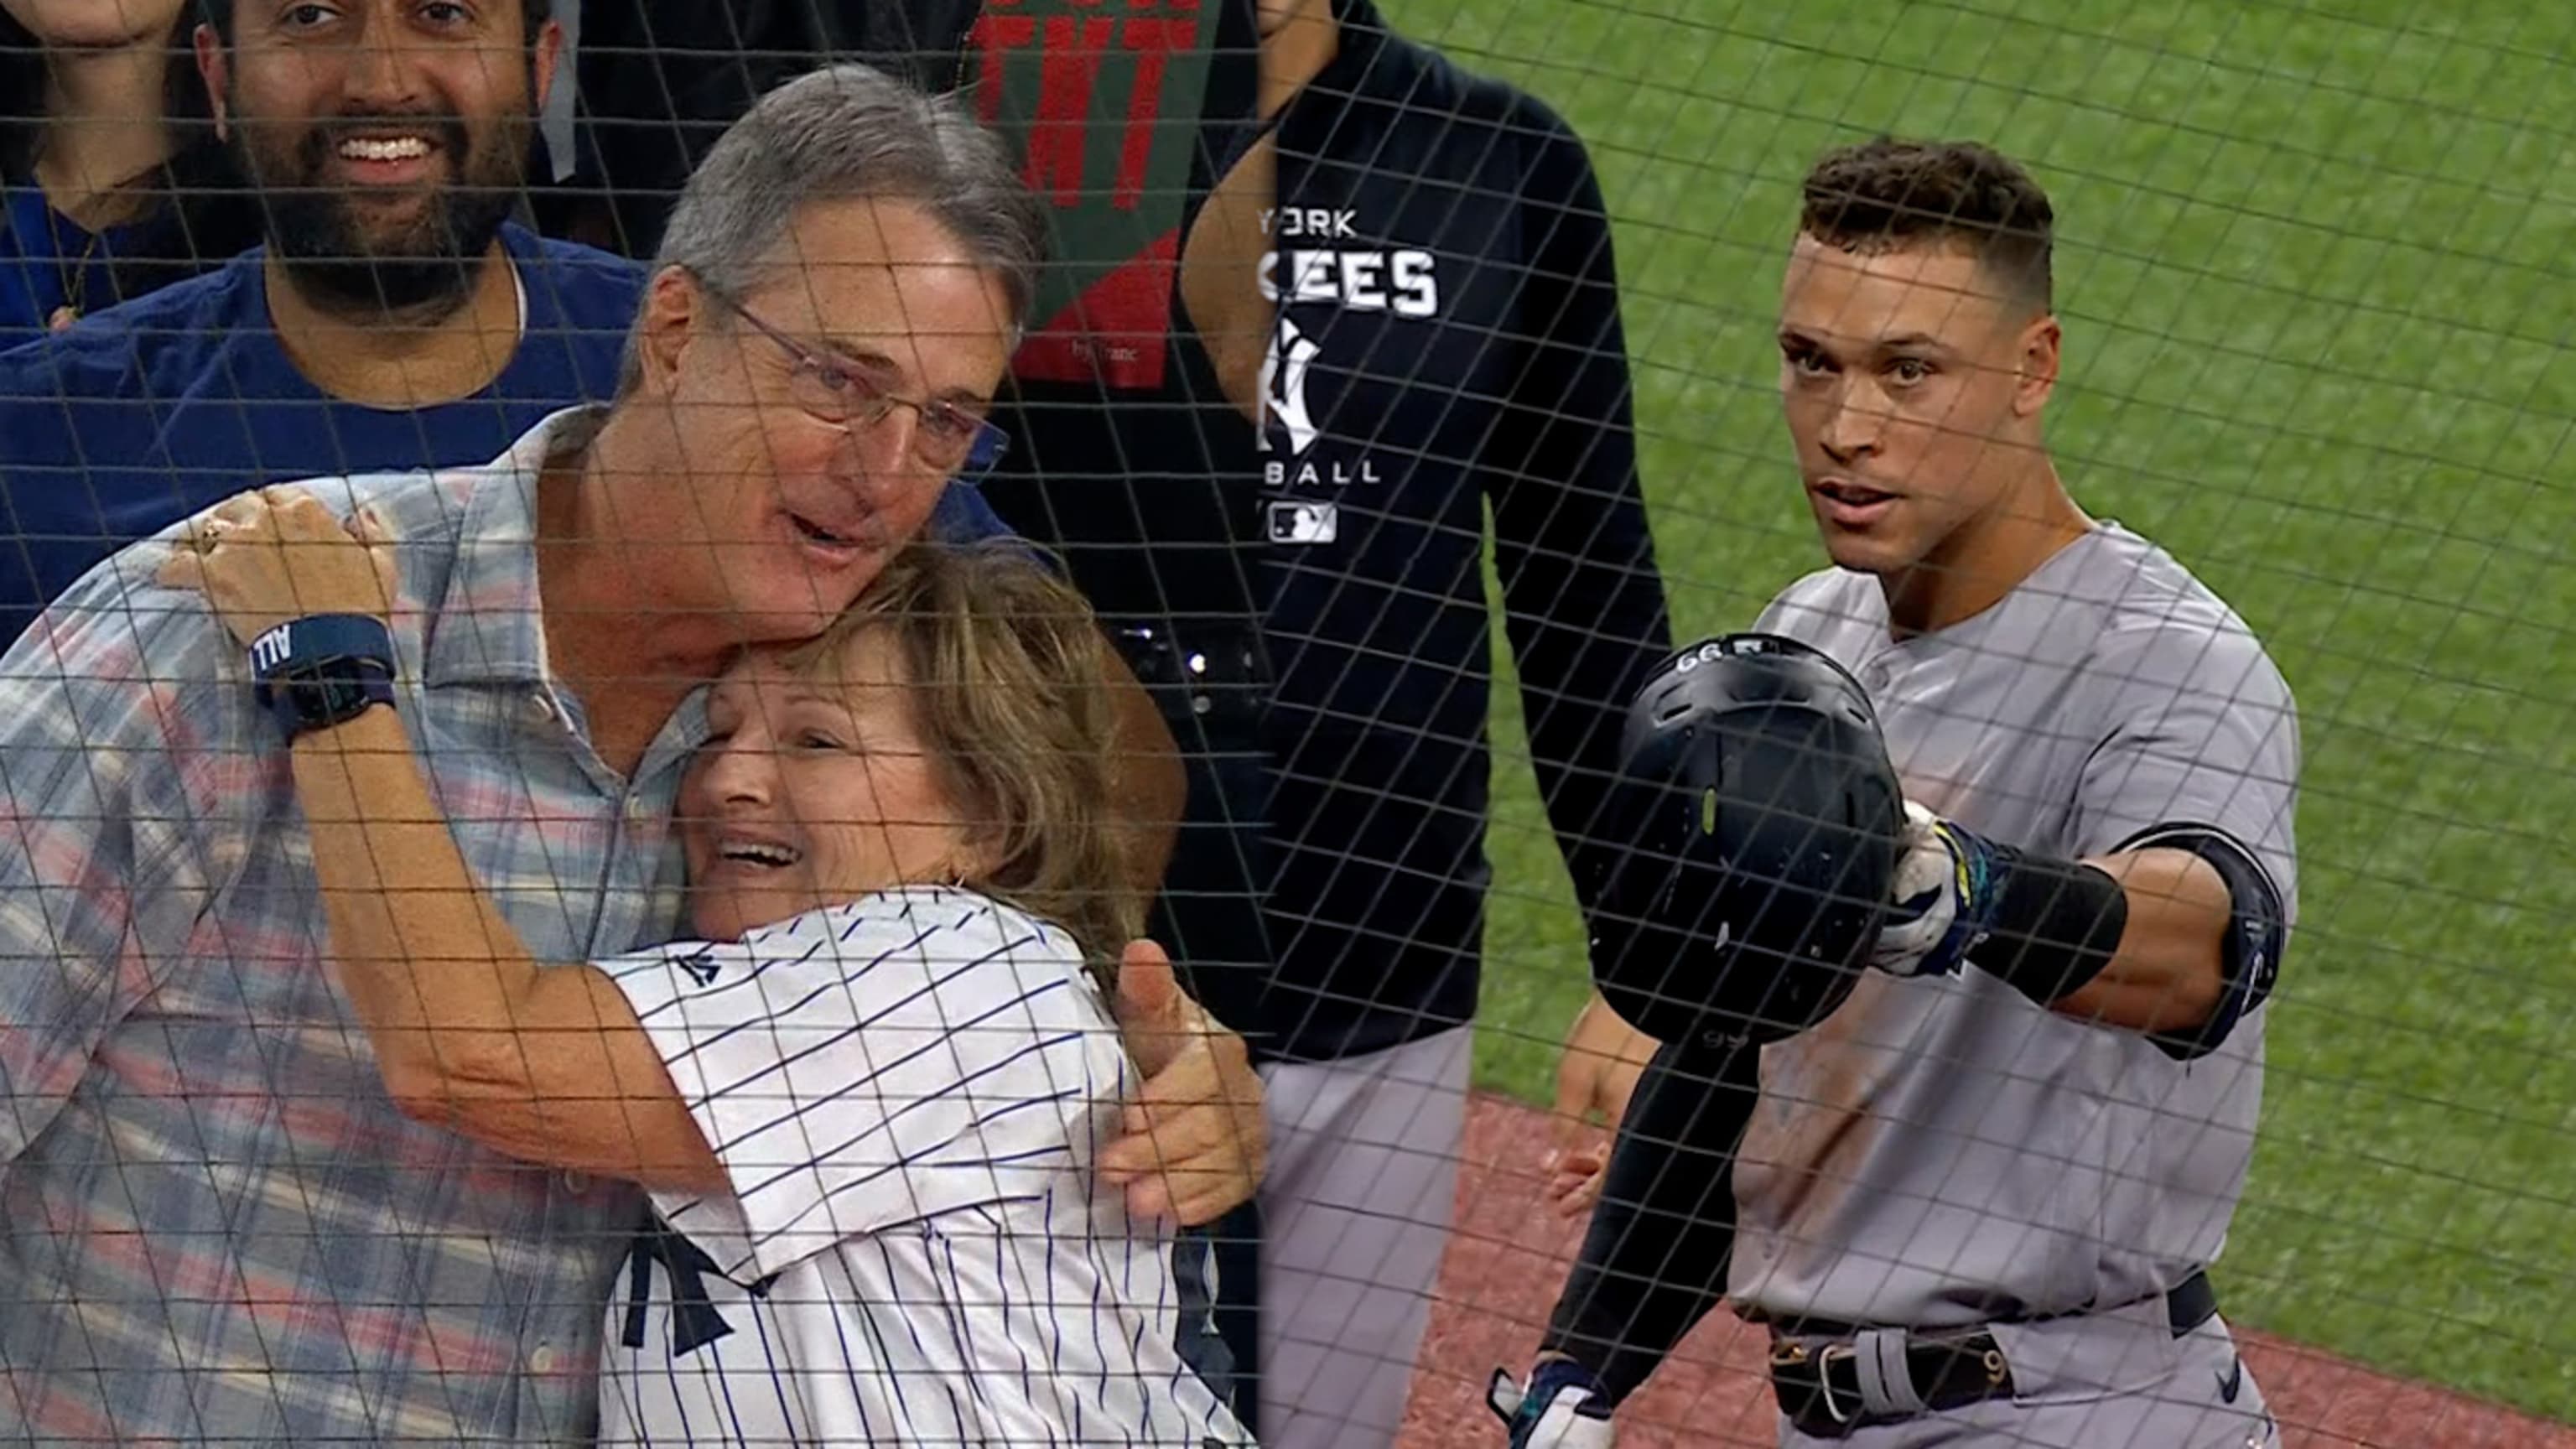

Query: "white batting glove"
(1871, 801), (1976, 978)
(1487, 1359), (1617, 1449)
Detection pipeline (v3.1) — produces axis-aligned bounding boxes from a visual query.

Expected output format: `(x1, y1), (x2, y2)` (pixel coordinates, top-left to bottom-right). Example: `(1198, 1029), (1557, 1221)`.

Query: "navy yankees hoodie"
(1239, 0), (1676, 1062)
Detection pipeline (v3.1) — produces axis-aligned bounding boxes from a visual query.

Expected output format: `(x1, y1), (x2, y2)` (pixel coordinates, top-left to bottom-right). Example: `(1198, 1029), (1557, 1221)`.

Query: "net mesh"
(0, 1), (2566, 1446)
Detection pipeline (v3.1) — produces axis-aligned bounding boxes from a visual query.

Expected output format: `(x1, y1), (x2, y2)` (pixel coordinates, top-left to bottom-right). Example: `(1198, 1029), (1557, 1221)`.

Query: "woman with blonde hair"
(182, 495), (1254, 1447)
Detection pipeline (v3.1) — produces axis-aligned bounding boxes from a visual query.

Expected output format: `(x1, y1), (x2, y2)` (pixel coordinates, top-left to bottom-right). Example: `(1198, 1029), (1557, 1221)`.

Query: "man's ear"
(2013, 312), (2062, 418)
(195, 26), (230, 142)
(635, 266), (704, 397)
(530, 16), (568, 117)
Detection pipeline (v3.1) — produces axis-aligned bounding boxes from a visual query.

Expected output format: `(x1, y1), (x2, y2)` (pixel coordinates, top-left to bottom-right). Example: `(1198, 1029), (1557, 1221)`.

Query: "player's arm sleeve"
(2075, 621), (2302, 1060)
(601, 898), (1113, 1281)
(0, 554), (255, 1166)
(1483, 105), (1678, 943)
(1540, 1036), (1759, 1403)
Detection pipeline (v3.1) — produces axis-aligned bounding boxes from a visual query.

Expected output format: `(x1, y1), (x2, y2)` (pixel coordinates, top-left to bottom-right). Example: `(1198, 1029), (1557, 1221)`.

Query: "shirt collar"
(420, 403), (607, 688)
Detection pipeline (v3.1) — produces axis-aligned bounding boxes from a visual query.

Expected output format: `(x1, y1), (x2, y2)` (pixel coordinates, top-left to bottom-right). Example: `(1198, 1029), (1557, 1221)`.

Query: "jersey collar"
(419, 403), (606, 690)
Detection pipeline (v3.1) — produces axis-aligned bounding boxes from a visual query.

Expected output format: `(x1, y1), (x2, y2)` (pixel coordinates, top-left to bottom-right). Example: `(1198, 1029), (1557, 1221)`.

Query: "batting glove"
(1487, 1358), (1616, 1449)
(1869, 801), (2001, 979)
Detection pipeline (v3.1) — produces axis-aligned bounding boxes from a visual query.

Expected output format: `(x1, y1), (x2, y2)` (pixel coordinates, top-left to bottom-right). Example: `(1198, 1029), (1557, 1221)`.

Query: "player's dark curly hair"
(1799, 137), (2054, 309)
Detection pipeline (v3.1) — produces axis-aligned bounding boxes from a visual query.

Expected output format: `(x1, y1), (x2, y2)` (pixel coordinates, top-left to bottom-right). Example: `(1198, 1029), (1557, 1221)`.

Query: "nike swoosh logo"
(2216, 1357), (2245, 1404)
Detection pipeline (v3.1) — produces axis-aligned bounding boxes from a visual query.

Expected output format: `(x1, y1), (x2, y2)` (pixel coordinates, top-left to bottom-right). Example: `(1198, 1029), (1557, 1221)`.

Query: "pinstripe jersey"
(597, 887), (1250, 1448)
(0, 407), (704, 1444)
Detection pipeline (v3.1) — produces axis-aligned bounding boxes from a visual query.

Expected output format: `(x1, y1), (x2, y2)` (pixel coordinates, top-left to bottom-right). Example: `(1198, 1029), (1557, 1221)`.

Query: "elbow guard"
(2117, 823), (2288, 1060)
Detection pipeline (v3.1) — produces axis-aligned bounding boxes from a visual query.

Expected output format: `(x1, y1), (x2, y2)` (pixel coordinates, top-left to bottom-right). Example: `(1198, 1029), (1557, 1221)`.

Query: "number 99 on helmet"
(1581, 634), (1907, 1051)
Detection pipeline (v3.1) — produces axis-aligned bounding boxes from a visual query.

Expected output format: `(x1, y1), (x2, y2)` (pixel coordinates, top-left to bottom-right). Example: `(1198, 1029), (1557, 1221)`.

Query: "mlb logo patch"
(1268, 500), (1338, 545)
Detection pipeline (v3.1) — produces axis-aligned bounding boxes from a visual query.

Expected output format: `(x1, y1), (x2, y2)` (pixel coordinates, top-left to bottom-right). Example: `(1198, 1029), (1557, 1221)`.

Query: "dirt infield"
(1394, 1094), (2574, 1449)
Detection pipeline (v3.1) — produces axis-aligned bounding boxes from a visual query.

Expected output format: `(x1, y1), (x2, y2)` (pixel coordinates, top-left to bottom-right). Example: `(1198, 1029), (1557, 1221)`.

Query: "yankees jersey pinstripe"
(595, 886), (1251, 1447)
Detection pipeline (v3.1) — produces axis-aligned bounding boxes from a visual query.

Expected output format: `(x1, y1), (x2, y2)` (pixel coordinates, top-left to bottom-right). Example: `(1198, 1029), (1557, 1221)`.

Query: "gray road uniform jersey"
(1732, 523), (2299, 1442)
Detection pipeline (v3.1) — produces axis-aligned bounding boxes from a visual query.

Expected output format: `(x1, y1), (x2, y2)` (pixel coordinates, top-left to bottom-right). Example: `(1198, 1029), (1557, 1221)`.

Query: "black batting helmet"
(1583, 634), (1906, 1051)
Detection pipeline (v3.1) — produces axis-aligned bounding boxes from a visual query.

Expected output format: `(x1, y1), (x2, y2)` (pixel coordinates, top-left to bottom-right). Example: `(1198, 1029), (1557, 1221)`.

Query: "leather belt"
(1768, 1271), (2219, 1439)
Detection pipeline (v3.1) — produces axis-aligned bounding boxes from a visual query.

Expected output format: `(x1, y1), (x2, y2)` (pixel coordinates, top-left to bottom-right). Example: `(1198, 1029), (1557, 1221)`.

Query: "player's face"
(4, 0), (186, 49)
(635, 197), (1015, 645)
(679, 632), (980, 941)
(1776, 234), (2056, 578)
(201, 0), (558, 312)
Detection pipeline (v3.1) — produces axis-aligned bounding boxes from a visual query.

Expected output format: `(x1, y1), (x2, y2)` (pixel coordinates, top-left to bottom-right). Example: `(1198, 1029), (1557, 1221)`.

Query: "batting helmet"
(1583, 633), (1906, 1051)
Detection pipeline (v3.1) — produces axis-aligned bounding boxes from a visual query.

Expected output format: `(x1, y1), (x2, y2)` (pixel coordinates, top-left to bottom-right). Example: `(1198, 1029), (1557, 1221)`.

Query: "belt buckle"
(1815, 1343), (1859, 1426)
(1769, 1339), (1860, 1429)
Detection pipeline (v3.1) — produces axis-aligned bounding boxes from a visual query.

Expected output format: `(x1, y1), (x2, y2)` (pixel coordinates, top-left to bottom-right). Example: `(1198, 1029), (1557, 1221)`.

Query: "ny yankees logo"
(1259, 314), (1322, 456)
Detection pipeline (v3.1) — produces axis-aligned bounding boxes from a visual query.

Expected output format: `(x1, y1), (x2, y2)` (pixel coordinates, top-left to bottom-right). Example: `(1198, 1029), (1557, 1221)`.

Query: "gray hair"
(615, 63), (1049, 397)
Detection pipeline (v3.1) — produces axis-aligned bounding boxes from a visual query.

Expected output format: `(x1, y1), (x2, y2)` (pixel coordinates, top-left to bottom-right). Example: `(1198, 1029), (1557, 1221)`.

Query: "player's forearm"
(1902, 815), (2240, 1038)
(1540, 1036), (1755, 1404)
(2049, 848), (2231, 1033)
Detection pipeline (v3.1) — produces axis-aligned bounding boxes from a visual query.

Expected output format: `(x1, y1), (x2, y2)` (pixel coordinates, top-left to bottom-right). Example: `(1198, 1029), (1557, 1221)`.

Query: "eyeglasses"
(695, 277), (1010, 475)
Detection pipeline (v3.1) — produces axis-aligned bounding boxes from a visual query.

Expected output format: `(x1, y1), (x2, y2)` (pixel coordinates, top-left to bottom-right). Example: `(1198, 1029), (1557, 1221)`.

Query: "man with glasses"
(693, 276), (1012, 477)
(0, 63), (1265, 1446)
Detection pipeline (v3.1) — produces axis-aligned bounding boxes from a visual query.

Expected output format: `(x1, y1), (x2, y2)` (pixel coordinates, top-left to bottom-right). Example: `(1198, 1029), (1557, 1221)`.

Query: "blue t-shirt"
(0, 221), (1009, 643)
(0, 187), (134, 345)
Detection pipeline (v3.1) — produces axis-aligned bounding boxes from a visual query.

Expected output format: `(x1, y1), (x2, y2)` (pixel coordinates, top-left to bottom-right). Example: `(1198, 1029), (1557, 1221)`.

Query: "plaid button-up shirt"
(0, 408), (712, 1446)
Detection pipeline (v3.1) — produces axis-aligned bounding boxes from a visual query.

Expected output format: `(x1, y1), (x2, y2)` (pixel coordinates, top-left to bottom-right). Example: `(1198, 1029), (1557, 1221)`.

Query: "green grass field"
(1379, 0), (2576, 1421)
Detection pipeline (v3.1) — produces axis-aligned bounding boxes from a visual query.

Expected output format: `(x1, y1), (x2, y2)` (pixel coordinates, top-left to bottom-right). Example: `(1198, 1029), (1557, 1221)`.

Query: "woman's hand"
(157, 486), (397, 647)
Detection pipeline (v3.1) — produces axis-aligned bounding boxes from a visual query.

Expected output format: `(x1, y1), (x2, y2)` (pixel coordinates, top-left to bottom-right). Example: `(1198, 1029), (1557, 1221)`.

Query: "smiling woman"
(178, 496), (1254, 1447)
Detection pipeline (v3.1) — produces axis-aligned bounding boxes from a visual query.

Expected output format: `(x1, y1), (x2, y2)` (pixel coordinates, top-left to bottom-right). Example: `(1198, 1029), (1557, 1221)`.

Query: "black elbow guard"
(2117, 823), (2288, 1060)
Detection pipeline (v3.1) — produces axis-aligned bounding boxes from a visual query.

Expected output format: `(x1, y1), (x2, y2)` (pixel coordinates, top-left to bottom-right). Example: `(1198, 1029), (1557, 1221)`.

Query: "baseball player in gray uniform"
(1491, 137), (2299, 1449)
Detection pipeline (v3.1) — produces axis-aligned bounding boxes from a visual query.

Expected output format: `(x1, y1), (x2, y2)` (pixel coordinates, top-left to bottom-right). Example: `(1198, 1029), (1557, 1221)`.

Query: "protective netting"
(1435, 3), (2576, 1445)
(0, 2), (2566, 1447)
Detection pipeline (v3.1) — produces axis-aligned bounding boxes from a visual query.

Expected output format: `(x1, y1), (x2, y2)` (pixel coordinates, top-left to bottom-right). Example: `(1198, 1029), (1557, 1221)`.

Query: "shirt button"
(528, 1344), (558, 1374)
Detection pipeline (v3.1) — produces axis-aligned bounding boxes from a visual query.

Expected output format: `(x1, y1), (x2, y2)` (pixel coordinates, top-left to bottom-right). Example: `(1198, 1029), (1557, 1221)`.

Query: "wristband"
(249, 614), (398, 741)
(1940, 822), (2130, 1006)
